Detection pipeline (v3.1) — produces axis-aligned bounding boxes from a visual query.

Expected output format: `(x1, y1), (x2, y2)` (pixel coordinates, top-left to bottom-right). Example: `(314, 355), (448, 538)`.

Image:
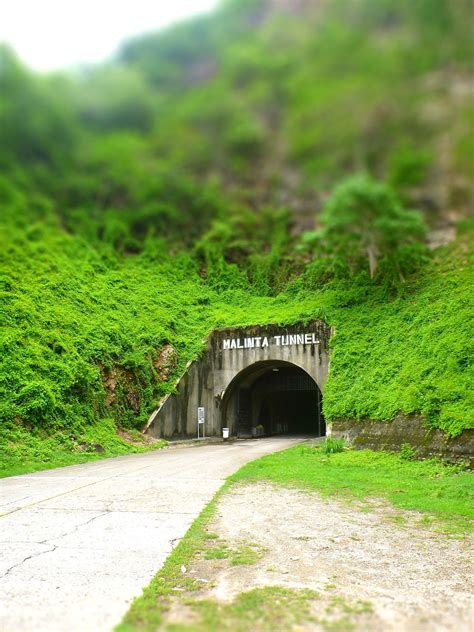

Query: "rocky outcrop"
(153, 344), (178, 382)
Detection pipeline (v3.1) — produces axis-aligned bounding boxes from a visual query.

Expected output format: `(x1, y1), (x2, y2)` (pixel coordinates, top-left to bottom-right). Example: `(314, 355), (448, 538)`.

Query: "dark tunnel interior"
(233, 363), (325, 437)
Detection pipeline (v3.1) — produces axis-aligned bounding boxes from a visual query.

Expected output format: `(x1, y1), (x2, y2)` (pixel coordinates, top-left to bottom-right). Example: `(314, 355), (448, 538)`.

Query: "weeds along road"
(0, 437), (303, 632)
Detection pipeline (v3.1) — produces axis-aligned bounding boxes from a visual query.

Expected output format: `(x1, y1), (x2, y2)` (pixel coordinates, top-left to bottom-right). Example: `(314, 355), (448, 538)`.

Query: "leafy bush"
(320, 437), (346, 454)
(319, 175), (427, 282)
(399, 443), (418, 461)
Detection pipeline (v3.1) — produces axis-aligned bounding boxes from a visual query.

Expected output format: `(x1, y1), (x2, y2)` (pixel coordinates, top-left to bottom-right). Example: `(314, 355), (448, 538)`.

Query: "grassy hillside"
(2, 209), (472, 474)
(0, 0), (472, 473)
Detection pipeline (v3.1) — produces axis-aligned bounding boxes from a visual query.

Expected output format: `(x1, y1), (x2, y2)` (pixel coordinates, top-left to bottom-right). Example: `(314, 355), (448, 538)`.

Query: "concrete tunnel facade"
(145, 321), (332, 439)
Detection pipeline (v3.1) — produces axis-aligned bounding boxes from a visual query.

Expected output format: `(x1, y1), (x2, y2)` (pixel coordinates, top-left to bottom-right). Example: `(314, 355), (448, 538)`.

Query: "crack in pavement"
(32, 507), (201, 515)
(0, 459), (179, 518)
(0, 545), (58, 580)
(0, 495), (32, 509)
(38, 511), (110, 545)
(0, 513), (110, 579)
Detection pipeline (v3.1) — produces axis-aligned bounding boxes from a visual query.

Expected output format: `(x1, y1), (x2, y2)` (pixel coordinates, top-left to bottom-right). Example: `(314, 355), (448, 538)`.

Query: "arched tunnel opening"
(222, 361), (325, 438)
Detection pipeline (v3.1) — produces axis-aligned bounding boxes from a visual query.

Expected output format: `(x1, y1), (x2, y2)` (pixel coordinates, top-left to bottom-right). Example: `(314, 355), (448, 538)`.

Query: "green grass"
(203, 540), (265, 565)
(170, 589), (374, 632)
(117, 483), (269, 631)
(1, 449), (113, 478)
(229, 543), (266, 566)
(0, 418), (166, 478)
(230, 445), (474, 532)
(203, 544), (229, 560)
(0, 442), (167, 478)
(175, 586), (320, 632)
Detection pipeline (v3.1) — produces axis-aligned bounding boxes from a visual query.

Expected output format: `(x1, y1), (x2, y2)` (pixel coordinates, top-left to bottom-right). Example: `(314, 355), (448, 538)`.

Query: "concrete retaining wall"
(330, 416), (474, 465)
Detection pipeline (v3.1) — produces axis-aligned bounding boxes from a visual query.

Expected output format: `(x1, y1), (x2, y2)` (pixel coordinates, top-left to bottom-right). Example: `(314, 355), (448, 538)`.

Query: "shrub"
(319, 175), (427, 282)
(320, 437), (346, 454)
(399, 442), (418, 461)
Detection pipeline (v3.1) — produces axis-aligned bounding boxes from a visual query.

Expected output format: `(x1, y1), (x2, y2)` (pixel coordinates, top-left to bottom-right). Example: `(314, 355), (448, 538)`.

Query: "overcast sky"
(1, 0), (219, 71)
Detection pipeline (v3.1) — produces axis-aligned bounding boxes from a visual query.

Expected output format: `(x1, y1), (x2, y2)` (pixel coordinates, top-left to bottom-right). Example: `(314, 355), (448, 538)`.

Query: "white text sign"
(222, 333), (319, 351)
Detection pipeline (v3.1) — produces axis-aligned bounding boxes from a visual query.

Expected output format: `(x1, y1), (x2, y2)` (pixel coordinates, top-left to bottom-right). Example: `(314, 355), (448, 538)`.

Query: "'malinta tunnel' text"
(222, 333), (319, 350)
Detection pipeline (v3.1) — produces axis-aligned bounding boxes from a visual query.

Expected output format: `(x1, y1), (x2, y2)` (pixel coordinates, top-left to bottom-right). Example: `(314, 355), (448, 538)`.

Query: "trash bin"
(222, 428), (229, 440)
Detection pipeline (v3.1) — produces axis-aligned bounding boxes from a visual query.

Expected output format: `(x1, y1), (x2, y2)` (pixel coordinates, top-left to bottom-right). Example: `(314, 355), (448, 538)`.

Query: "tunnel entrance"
(224, 361), (325, 438)
(145, 321), (332, 439)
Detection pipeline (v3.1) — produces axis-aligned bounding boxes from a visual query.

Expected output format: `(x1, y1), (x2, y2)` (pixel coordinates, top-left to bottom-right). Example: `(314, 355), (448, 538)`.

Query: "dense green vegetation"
(1, 0), (472, 471)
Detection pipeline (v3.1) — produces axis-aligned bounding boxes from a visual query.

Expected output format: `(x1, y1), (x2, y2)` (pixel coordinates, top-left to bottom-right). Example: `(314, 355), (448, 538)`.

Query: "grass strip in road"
(116, 445), (473, 631)
(116, 482), (232, 632)
(173, 586), (321, 631)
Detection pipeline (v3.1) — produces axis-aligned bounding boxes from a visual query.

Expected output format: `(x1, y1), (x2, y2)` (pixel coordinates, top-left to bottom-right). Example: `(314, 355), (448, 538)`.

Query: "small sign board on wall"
(197, 407), (205, 439)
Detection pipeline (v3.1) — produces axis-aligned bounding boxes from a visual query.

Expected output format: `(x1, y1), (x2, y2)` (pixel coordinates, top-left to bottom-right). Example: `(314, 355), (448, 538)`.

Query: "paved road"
(0, 437), (303, 632)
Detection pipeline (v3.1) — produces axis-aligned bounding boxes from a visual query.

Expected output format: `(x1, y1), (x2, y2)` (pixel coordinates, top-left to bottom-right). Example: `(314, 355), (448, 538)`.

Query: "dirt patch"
(153, 344), (178, 382)
(116, 429), (161, 446)
(169, 483), (473, 631)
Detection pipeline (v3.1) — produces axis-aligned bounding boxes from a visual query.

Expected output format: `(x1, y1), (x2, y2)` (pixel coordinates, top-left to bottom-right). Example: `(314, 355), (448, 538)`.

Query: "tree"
(320, 175), (427, 280)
